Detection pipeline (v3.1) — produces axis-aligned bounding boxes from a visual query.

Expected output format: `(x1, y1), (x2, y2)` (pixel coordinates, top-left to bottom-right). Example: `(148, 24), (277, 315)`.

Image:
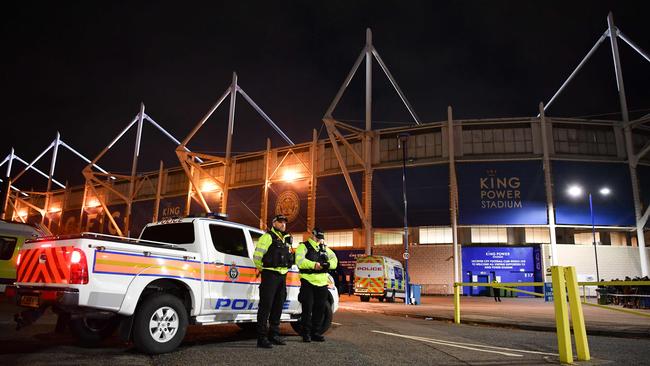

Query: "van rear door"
(354, 256), (385, 295)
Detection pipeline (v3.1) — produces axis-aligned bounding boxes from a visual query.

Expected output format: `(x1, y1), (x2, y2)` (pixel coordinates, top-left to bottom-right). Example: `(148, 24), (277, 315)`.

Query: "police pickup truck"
(6, 216), (338, 354)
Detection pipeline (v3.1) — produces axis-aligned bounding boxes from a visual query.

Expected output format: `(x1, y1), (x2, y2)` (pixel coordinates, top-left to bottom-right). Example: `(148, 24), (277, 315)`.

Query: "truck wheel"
(69, 315), (120, 347)
(133, 293), (188, 354)
(290, 320), (303, 335)
(236, 322), (257, 332)
(290, 301), (334, 335)
(386, 290), (396, 303)
(360, 295), (370, 302)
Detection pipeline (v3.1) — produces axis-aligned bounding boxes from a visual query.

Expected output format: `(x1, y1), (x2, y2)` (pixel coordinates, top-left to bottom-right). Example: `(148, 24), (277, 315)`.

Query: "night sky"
(2, 1), (648, 189)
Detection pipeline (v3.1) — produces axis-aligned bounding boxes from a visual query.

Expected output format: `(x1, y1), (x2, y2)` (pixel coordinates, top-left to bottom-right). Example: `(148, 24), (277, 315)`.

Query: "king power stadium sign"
(479, 172), (522, 209)
(457, 161), (547, 225)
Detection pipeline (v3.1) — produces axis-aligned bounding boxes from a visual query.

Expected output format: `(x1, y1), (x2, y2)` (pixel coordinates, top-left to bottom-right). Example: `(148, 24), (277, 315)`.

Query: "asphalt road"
(1, 302), (648, 365)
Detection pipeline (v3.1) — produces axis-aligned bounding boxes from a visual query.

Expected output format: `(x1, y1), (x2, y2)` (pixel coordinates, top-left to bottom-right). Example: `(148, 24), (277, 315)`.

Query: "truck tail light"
(69, 249), (88, 284)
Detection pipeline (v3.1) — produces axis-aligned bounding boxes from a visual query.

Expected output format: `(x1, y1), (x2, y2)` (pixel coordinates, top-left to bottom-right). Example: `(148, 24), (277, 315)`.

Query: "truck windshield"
(140, 223), (195, 244)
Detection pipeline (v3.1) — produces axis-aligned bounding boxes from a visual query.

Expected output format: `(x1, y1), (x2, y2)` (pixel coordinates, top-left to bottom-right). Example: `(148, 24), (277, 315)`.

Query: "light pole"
(567, 185), (611, 282)
(397, 132), (411, 305)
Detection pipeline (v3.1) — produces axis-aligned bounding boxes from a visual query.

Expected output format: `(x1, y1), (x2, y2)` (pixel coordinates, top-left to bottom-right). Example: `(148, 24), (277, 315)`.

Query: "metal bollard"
(564, 266), (590, 361)
(551, 266), (573, 364)
(454, 283), (460, 324)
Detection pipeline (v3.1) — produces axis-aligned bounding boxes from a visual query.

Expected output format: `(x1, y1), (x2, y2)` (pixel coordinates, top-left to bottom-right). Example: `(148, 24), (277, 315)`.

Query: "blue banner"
(316, 173), (363, 230)
(102, 204), (126, 236)
(461, 246), (538, 297)
(188, 191), (220, 216)
(59, 209), (81, 235)
(553, 161), (635, 226)
(640, 164), (650, 228)
(131, 200), (155, 237)
(457, 161), (547, 225)
(268, 179), (309, 233)
(226, 186), (262, 229)
(332, 249), (366, 276)
(158, 196), (186, 220)
(373, 165), (450, 228)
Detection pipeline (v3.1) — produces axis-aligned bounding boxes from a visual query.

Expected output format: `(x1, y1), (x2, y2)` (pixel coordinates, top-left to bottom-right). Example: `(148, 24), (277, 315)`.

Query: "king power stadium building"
(7, 113), (650, 296)
(4, 27), (650, 296)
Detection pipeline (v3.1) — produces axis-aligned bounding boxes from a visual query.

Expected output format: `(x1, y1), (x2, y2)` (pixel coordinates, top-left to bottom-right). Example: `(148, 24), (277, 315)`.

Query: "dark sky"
(2, 1), (649, 189)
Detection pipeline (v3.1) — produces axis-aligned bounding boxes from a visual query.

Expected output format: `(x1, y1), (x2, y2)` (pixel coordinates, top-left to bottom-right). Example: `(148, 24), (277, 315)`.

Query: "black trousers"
(299, 279), (329, 336)
(257, 270), (287, 338)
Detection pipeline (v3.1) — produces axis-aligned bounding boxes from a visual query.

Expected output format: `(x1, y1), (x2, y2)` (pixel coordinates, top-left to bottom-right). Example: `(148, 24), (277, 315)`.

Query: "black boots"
(257, 337), (273, 348)
(269, 336), (286, 345)
(302, 334), (312, 342)
(311, 334), (325, 342)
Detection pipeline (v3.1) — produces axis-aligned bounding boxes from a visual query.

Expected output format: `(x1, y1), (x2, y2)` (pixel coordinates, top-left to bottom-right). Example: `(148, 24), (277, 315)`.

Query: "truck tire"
(360, 295), (370, 302)
(290, 300), (334, 335)
(236, 322), (257, 332)
(386, 290), (396, 303)
(69, 315), (120, 347)
(132, 293), (188, 354)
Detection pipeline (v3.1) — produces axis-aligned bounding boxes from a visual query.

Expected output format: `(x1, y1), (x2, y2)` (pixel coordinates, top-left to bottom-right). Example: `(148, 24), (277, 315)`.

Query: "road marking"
(407, 336), (557, 356)
(372, 330), (550, 358)
(332, 322), (343, 326)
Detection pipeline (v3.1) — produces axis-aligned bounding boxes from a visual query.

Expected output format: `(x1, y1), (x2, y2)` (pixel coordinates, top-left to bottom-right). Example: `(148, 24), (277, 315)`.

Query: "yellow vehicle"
(0, 219), (50, 291)
(354, 255), (406, 302)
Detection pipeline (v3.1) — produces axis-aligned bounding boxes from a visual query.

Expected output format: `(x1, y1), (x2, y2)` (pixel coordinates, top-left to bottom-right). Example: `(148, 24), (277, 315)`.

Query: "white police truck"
(7, 216), (338, 354)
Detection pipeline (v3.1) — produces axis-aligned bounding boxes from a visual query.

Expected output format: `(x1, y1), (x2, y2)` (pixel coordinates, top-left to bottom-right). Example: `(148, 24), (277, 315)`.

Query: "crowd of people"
(597, 276), (650, 309)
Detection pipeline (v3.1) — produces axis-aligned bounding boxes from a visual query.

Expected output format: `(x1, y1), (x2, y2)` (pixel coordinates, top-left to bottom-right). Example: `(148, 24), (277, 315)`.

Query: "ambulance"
(6, 215), (338, 354)
(354, 255), (405, 302)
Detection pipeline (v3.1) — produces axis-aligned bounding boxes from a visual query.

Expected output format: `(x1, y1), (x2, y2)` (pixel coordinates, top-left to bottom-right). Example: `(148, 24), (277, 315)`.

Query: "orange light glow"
(48, 205), (62, 214)
(86, 199), (101, 208)
(17, 209), (28, 218)
(282, 169), (299, 182)
(200, 181), (220, 192)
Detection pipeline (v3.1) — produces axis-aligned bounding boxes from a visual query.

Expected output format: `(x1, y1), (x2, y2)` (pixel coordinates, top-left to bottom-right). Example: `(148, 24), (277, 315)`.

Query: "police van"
(0, 219), (50, 292)
(354, 255), (405, 302)
(6, 216), (338, 354)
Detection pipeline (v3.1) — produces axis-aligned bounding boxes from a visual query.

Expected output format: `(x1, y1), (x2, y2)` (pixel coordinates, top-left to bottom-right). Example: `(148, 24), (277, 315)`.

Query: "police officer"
(253, 214), (293, 348)
(295, 227), (338, 342)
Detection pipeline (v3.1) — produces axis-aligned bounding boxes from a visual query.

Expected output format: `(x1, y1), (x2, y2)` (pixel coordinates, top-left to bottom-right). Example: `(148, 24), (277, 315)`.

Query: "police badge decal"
(227, 262), (239, 282)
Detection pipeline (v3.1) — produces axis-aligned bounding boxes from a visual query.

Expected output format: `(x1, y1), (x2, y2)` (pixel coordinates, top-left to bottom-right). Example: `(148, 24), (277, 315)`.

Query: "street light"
(397, 132), (411, 305)
(566, 184), (611, 282)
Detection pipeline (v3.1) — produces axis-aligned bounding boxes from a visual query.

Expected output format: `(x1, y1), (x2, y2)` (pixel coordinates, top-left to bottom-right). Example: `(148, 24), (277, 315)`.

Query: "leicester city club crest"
(275, 190), (300, 223)
(228, 262), (239, 281)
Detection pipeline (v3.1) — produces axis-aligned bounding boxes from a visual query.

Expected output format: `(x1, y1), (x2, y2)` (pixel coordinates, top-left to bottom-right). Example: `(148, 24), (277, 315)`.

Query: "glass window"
(324, 231), (353, 247)
(0, 236), (17, 260)
(140, 223), (195, 244)
(209, 225), (248, 257)
(470, 227), (507, 243)
(525, 227), (550, 244)
(374, 231), (403, 246)
(574, 232), (600, 245)
(419, 227), (453, 244)
(250, 231), (263, 246)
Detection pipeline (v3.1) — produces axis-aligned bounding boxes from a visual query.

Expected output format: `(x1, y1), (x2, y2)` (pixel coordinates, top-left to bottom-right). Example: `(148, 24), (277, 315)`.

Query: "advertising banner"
(461, 246), (539, 297)
(130, 200), (155, 237)
(226, 185), (262, 228)
(316, 173), (363, 230)
(456, 161), (547, 225)
(102, 204), (126, 236)
(268, 179), (309, 233)
(553, 161), (635, 226)
(373, 165), (450, 228)
(158, 195), (186, 221)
